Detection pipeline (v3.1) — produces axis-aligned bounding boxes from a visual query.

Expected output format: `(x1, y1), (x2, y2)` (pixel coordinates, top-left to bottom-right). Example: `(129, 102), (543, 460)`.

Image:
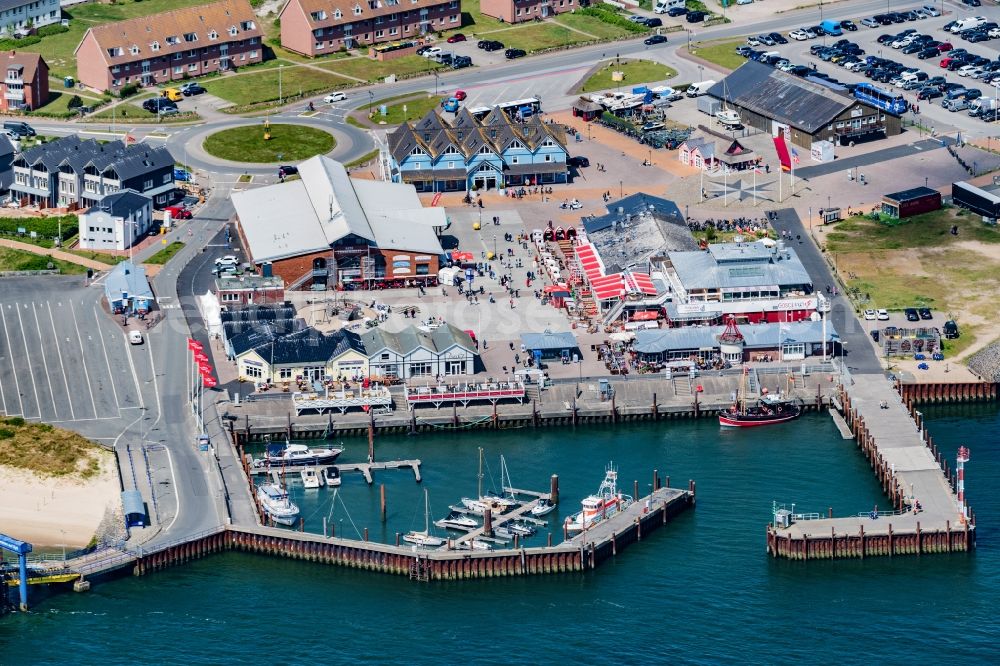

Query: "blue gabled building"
(104, 260), (154, 314)
(388, 107), (569, 192)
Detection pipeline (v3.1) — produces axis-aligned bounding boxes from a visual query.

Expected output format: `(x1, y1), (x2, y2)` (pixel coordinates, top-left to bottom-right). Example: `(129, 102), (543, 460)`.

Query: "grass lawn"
(88, 103), (200, 123)
(690, 38), (746, 71)
(554, 13), (635, 40)
(65, 249), (129, 266)
(580, 59), (678, 92)
(366, 94), (442, 125)
(444, 0), (507, 35)
(317, 55), (443, 83)
(477, 22), (591, 53)
(0, 416), (108, 478)
(203, 124), (335, 162)
(0, 247), (86, 274)
(145, 241), (186, 265)
(208, 66), (352, 106)
(31, 90), (104, 118)
(345, 148), (381, 169)
(824, 208), (1000, 357)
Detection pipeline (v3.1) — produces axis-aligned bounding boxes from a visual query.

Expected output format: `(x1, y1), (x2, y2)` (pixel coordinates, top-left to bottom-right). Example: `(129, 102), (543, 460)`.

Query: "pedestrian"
(509, 342), (515, 351)
(483, 339), (488, 349)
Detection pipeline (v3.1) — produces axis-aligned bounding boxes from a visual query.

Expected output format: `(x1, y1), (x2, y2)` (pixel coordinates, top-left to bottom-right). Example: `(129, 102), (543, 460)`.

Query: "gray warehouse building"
(707, 61), (902, 149)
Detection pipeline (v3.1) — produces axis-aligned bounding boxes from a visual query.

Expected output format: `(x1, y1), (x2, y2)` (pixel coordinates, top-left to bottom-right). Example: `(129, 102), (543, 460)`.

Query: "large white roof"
(232, 155), (445, 263)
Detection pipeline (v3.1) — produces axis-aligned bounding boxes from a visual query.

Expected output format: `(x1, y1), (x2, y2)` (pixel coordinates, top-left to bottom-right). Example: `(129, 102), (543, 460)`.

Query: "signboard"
(0, 533), (31, 554)
(243, 359), (263, 367)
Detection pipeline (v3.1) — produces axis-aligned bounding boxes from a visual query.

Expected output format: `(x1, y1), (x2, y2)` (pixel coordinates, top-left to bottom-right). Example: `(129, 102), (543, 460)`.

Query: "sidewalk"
(0, 236), (111, 271)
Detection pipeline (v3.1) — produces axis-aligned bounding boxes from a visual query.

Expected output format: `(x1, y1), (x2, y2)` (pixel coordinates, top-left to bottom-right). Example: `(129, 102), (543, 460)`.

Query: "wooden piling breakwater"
(767, 376), (975, 560)
(119, 482), (695, 581)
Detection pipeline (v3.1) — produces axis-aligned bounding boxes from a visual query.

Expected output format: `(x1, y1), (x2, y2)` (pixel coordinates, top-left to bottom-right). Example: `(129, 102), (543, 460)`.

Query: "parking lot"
(734, 8), (1000, 134)
(0, 277), (147, 427)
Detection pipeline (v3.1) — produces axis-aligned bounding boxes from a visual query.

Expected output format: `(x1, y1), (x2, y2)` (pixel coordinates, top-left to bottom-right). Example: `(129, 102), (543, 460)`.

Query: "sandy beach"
(0, 453), (120, 548)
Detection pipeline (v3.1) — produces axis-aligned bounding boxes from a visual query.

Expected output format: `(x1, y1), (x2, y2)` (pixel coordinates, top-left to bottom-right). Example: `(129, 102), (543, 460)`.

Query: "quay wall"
(766, 520), (974, 559)
(898, 381), (998, 404)
(127, 491), (694, 581)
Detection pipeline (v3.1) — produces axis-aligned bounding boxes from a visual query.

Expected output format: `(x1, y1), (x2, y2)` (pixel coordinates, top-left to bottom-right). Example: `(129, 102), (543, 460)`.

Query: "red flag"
(202, 377), (217, 388)
(187, 339), (203, 352)
(773, 128), (792, 173)
(193, 351), (209, 363)
(199, 364), (214, 377)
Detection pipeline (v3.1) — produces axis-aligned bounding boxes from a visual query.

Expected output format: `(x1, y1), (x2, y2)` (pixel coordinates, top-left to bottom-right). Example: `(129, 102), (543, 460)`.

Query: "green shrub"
(0, 428), (15, 439)
(0, 214), (78, 241)
(67, 94), (83, 109)
(5, 417), (25, 427)
(36, 24), (69, 38)
(578, 7), (648, 33)
(120, 83), (139, 98)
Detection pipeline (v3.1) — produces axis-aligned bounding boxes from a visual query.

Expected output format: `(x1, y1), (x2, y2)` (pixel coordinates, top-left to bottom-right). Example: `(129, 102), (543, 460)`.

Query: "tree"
(67, 94), (83, 109)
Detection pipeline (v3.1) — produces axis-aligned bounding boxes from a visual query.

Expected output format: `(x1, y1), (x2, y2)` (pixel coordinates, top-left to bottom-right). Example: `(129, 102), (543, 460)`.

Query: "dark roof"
(883, 186), (941, 203)
(708, 61), (855, 133)
(225, 319), (302, 357)
(15, 135), (174, 180)
(582, 193), (686, 235)
(248, 327), (365, 365)
(94, 189), (151, 218)
(220, 304), (296, 323)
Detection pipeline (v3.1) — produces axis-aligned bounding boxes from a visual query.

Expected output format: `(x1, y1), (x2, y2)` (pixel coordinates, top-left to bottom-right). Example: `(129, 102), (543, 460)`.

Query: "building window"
(278, 368), (293, 380)
(163, 173), (171, 184)
(143, 179), (153, 189)
(409, 362), (432, 376)
(416, 263), (429, 275)
(544, 154), (551, 162)
(244, 365), (262, 379)
(381, 353), (390, 361)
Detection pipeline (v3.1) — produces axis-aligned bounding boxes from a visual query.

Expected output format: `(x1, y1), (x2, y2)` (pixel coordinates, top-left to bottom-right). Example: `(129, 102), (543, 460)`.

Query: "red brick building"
(279, 0), (459, 57)
(0, 50), (49, 112)
(479, 0), (578, 24)
(73, 0), (263, 93)
(231, 156), (446, 290)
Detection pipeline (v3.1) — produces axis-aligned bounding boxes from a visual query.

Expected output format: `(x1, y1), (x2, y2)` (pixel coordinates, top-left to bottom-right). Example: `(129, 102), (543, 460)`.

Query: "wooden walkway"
(248, 459), (422, 484)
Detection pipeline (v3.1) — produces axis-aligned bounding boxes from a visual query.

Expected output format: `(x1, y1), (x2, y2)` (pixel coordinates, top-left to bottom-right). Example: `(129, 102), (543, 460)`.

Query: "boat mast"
(423, 487), (430, 535)
(477, 446), (484, 499)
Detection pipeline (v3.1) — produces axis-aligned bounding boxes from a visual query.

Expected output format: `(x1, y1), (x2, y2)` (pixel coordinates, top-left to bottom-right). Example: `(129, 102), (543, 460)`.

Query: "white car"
(627, 15), (646, 22)
(789, 29), (809, 41)
(989, 27), (1000, 38)
(129, 330), (144, 345)
(922, 5), (941, 17)
(958, 65), (979, 77)
(747, 36), (761, 46)
(736, 0), (753, 4)
(863, 309), (877, 321)
(877, 309), (890, 321)
(324, 91), (347, 103)
(215, 255), (238, 266)
(421, 46), (442, 58)
(861, 18), (879, 28)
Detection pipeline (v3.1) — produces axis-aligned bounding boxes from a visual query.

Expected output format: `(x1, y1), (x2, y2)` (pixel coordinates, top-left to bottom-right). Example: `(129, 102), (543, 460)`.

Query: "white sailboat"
(257, 482), (300, 526)
(404, 488), (446, 547)
(461, 449), (517, 514)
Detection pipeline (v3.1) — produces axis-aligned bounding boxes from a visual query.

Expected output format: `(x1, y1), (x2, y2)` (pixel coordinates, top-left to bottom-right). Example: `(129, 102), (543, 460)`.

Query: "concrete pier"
(768, 376), (975, 559)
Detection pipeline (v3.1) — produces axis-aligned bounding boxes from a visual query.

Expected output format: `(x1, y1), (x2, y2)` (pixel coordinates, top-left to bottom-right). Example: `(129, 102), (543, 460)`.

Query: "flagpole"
(700, 165), (704, 202)
(753, 168), (757, 206)
(724, 166), (728, 207)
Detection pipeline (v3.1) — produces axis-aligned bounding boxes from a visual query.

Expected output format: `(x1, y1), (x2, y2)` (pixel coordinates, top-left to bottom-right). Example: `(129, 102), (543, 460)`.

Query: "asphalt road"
(769, 209), (884, 375)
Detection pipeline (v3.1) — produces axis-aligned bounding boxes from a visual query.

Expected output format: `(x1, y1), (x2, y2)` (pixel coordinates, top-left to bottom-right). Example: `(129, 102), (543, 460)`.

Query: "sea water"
(1, 405), (996, 664)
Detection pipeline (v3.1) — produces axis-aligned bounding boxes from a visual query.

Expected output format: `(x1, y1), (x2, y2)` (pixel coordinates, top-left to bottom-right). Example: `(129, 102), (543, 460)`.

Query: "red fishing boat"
(720, 367), (803, 428)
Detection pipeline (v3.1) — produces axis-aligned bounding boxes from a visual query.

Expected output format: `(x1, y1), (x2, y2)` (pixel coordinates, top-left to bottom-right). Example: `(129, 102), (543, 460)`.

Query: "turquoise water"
(2, 406), (997, 664)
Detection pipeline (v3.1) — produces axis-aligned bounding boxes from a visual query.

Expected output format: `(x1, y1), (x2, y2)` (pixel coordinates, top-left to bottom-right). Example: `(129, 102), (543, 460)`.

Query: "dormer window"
(183, 32), (198, 42)
(354, 5), (362, 15)
(208, 30), (218, 40)
(166, 35), (179, 45)
(229, 25), (238, 36)
(368, 0), (379, 9)
(107, 46), (123, 57)
(240, 20), (256, 30)
(445, 146), (460, 155)
(410, 147), (423, 155)
(311, 10), (327, 20)
(542, 139), (554, 147)
(479, 145), (491, 154)
(334, 9), (342, 18)
(150, 41), (160, 51)
(130, 45), (140, 55)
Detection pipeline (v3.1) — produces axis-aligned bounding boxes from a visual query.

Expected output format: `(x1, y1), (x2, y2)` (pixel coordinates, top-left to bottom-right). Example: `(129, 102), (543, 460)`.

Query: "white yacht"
(257, 483), (300, 526)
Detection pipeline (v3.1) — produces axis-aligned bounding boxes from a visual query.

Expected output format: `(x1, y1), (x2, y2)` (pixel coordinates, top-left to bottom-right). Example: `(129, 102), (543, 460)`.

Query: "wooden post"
(410, 408), (417, 435)
(633, 479), (639, 501)
(323, 516), (327, 537)
(550, 474), (559, 505)
(689, 479), (696, 505)
(300, 517), (304, 532)
(368, 412), (375, 463)
(287, 412), (292, 441)
(653, 469), (659, 491)
(453, 402), (459, 427)
(694, 390), (700, 418)
(363, 527), (369, 542)
(828, 506), (833, 519)
(547, 533), (552, 547)
(483, 508), (493, 537)
(572, 396), (578, 426)
(611, 393), (617, 423)
(652, 391), (658, 420)
(493, 401), (499, 430)
(395, 532), (400, 547)
(380, 483), (387, 523)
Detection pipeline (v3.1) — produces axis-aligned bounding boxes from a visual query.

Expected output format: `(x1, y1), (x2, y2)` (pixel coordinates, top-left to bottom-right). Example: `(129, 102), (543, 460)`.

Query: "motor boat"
(300, 468), (322, 489)
(506, 522), (536, 537)
(263, 442), (344, 467)
(719, 394), (803, 427)
(434, 512), (478, 531)
(715, 109), (742, 127)
(564, 464), (633, 535)
(322, 466), (341, 487)
(257, 483), (300, 526)
(530, 498), (556, 517)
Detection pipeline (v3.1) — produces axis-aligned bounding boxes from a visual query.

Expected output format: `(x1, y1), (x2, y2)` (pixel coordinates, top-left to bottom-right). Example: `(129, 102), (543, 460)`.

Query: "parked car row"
(416, 45), (472, 69)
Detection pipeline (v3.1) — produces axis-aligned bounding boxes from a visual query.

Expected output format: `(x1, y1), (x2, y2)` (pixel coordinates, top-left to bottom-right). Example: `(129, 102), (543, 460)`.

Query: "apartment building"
(279, 0), (459, 57)
(479, 0), (578, 24)
(73, 0), (263, 92)
(0, 0), (61, 36)
(0, 50), (49, 112)
(10, 136), (175, 209)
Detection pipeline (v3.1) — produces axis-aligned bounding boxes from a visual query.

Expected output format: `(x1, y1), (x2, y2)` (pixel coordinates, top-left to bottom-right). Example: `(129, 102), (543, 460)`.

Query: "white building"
(0, 0), (61, 36)
(78, 190), (153, 251)
(362, 324), (477, 379)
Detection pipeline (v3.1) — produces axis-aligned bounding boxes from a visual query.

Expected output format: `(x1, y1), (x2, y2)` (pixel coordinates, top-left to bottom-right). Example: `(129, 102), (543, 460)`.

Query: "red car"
(454, 90), (467, 101)
(936, 42), (952, 52)
(447, 33), (466, 43)
(163, 205), (192, 220)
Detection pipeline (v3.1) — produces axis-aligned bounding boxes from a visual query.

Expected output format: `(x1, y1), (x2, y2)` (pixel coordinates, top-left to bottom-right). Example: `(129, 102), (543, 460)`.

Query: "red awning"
(625, 270), (658, 296)
(451, 251), (474, 262)
(631, 311), (659, 321)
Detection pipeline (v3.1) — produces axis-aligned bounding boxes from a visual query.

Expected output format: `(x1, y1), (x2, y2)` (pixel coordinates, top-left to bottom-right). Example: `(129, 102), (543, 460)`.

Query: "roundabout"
(202, 123), (336, 163)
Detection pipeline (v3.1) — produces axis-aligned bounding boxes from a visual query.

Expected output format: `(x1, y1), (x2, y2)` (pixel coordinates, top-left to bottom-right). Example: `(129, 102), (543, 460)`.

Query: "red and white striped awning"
(625, 270), (658, 296)
(591, 273), (625, 300)
(574, 243), (605, 281)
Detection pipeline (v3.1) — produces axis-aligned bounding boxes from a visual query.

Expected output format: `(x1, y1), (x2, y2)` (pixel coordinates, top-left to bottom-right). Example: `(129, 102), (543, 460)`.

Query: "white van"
(686, 80), (717, 97)
(951, 16), (986, 33)
(129, 330), (144, 345)
(654, 0), (684, 13)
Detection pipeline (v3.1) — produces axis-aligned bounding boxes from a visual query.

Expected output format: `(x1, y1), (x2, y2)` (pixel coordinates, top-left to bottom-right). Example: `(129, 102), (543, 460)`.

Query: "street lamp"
(493, 233), (497, 259)
(619, 180), (623, 199)
(368, 90), (374, 116)
(278, 64), (283, 105)
(433, 70), (439, 96)
(698, 65), (704, 82)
